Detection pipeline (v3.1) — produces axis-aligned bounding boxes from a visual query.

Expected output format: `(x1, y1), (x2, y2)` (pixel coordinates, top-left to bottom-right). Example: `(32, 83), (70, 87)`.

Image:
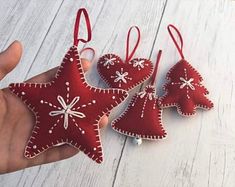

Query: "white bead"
(133, 137), (142, 145)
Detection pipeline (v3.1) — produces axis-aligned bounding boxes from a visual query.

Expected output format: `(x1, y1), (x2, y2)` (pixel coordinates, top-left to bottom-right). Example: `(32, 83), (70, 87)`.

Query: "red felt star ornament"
(112, 50), (166, 143)
(8, 9), (128, 163)
(159, 24), (213, 116)
(97, 26), (153, 91)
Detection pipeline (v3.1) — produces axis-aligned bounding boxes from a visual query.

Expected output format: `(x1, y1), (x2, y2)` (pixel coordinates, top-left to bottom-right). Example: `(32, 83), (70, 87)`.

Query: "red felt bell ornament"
(112, 50), (167, 145)
(159, 24), (213, 116)
(97, 26), (153, 91)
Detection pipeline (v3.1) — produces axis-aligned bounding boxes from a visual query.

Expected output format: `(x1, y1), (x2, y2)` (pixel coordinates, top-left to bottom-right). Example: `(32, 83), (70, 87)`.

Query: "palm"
(0, 41), (108, 174)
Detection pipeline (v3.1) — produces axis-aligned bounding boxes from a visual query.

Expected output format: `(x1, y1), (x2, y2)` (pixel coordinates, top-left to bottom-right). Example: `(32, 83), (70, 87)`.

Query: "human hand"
(0, 41), (108, 174)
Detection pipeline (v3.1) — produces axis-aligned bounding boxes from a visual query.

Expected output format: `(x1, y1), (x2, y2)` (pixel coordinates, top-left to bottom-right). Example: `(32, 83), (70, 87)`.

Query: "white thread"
(131, 59), (145, 71)
(49, 95), (86, 130)
(111, 68), (132, 87)
(102, 55), (116, 69)
(10, 46), (129, 162)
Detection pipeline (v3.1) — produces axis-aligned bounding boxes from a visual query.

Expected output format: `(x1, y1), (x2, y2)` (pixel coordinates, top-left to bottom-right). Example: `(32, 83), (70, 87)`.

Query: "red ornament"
(9, 9), (128, 163)
(97, 26), (153, 91)
(112, 50), (166, 143)
(159, 25), (213, 116)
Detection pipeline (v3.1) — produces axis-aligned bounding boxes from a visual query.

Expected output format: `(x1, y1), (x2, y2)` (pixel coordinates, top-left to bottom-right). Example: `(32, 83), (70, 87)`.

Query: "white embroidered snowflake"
(101, 55), (117, 69)
(48, 96), (85, 130)
(40, 82), (96, 134)
(111, 68), (132, 87)
(171, 68), (200, 99)
(137, 85), (157, 118)
(179, 77), (195, 90)
(131, 59), (146, 71)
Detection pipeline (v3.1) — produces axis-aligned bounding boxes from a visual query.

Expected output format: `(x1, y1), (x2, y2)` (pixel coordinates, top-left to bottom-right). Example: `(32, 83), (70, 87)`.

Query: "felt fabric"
(97, 26), (153, 91)
(112, 85), (166, 140)
(159, 59), (213, 116)
(9, 46), (128, 163)
(112, 50), (166, 140)
(8, 8), (128, 163)
(97, 54), (153, 90)
(159, 24), (213, 116)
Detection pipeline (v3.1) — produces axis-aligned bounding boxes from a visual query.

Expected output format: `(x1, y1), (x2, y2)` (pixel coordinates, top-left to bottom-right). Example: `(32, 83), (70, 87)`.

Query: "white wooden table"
(0, 0), (235, 186)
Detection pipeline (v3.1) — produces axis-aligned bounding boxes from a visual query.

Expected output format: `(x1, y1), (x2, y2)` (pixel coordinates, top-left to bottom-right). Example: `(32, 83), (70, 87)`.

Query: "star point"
(9, 46), (128, 163)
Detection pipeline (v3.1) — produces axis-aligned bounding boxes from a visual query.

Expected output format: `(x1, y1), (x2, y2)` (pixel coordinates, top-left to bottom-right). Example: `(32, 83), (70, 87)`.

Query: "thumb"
(0, 41), (22, 80)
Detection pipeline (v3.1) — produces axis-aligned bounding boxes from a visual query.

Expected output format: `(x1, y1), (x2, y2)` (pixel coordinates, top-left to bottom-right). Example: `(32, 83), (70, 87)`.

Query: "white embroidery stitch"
(138, 86), (156, 118)
(131, 59), (145, 71)
(180, 77), (195, 90)
(111, 68), (132, 87)
(39, 81), (99, 134)
(170, 68), (199, 99)
(101, 55), (117, 69)
(49, 95), (86, 130)
(102, 57), (116, 69)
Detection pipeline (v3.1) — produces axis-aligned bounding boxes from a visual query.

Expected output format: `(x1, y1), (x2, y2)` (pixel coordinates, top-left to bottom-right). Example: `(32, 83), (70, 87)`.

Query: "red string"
(125, 26), (141, 63)
(167, 24), (185, 60)
(73, 8), (92, 47)
(80, 47), (95, 62)
(150, 50), (162, 86)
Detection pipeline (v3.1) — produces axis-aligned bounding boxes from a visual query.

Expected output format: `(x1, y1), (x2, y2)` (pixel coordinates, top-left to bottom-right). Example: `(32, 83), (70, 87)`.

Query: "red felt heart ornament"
(159, 24), (213, 116)
(97, 26), (153, 91)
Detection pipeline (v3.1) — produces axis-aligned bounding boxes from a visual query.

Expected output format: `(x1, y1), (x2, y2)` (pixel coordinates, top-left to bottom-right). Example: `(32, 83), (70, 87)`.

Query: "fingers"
(26, 58), (91, 83)
(0, 41), (22, 80)
(99, 115), (109, 128)
(81, 58), (91, 72)
(27, 144), (79, 168)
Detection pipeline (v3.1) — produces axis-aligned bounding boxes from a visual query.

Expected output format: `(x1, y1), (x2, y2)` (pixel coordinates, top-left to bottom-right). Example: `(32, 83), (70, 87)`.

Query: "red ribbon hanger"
(167, 24), (185, 60)
(73, 8), (92, 47)
(150, 50), (162, 86)
(125, 26), (141, 63)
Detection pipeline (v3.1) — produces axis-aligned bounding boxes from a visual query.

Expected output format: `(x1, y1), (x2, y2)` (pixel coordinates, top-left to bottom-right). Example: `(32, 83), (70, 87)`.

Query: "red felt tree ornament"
(97, 26), (153, 91)
(9, 8), (128, 163)
(112, 50), (167, 145)
(159, 24), (213, 116)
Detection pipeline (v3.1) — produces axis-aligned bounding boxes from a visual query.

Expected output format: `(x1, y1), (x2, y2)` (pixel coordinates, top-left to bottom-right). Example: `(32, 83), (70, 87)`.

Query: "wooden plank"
(113, 0), (235, 187)
(0, 0), (167, 186)
(0, 0), (64, 88)
(0, 0), (29, 49)
(2, 0), (233, 186)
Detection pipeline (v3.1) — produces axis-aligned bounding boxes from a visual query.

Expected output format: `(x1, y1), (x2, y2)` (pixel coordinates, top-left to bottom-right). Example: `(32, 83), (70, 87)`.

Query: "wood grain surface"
(0, 0), (234, 186)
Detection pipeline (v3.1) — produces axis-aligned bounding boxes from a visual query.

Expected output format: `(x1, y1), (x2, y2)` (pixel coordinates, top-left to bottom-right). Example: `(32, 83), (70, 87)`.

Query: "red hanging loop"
(73, 8), (92, 47)
(167, 24), (185, 60)
(80, 47), (95, 62)
(125, 26), (141, 63)
(150, 50), (162, 86)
